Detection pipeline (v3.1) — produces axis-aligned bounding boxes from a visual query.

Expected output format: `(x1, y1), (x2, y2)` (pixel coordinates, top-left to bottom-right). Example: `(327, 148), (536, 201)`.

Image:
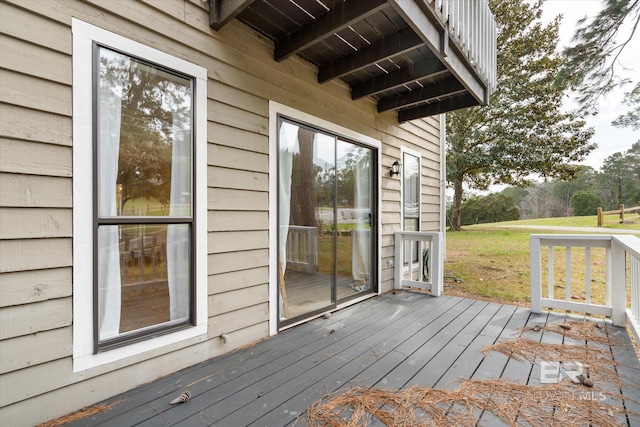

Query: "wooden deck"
(64, 292), (640, 426)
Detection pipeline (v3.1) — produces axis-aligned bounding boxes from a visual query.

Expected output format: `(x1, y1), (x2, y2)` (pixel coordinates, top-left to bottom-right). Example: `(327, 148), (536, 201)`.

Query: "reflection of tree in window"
(99, 49), (191, 215)
(290, 127), (318, 228)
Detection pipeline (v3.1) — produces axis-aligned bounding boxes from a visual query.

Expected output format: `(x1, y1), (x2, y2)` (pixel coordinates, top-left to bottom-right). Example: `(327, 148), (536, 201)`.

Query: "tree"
(557, 0), (640, 117)
(570, 190), (602, 216)
(459, 193), (520, 225)
(597, 142), (640, 208)
(446, 0), (595, 231)
(612, 84), (640, 136)
(290, 127), (318, 227)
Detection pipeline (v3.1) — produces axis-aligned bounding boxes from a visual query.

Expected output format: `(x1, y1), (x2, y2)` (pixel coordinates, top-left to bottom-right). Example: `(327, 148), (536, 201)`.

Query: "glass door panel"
(278, 120), (335, 321)
(336, 140), (374, 300)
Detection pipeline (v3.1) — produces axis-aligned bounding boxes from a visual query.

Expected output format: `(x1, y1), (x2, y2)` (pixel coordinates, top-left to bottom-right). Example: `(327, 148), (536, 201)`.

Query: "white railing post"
(530, 236), (542, 313)
(394, 232), (402, 290)
(432, 232), (443, 296)
(394, 231), (443, 294)
(611, 239), (626, 327)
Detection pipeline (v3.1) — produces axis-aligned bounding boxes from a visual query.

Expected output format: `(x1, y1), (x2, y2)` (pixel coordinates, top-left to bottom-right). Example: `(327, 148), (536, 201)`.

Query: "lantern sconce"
(389, 160), (401, 177)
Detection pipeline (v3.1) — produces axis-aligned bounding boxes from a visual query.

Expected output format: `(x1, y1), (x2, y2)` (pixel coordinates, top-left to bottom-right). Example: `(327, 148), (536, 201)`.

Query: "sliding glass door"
(277, 117), (376, 326)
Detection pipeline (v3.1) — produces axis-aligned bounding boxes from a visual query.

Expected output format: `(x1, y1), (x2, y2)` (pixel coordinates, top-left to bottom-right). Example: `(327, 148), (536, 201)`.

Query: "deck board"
(63, 292), (640, 427)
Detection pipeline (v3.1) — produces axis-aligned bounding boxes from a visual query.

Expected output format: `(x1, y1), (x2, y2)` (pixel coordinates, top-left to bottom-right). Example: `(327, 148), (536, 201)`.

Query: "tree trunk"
(451, 180), (464, 231)
(290, 127), (317, 227)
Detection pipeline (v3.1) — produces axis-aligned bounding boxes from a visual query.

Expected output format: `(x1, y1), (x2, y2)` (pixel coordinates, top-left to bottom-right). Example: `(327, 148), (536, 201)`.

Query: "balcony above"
(209, 0), (497, 123)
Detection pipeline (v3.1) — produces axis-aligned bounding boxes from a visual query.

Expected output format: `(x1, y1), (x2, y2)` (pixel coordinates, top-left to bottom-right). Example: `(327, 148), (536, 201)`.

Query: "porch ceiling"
(208, 0), (496, 123)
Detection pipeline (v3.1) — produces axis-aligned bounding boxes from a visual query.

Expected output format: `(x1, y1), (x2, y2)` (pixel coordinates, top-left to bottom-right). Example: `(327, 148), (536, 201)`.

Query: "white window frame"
(268, 102), (382, 336)
(72, 19), (208, 372)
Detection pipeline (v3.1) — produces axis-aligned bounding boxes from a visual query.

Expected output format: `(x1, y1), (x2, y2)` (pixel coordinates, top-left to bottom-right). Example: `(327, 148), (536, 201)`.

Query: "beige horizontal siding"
(0, 268), (71, 307)
(209, 283), (269, 315)
(0, 327), (71, 374)
(208, 266), (269, 295)
(207, 144), (269, 173)
(207, 211), (269, 232)
(208, 230), (269, 254)
(0, 297), (71, 340)
(0, 173), (71, 208)
(0, 140), (72, 177)
(0, 238), (71, 273)
(207, 249), (269, 275)
(208, 302), (269, 339)
(0, 35), (70, 85)
(0, 208), (71, 239)
(209, 123), (269, 154)
(0, 71), (70, 116)
(0, 105), (72, 146)
(207, 188), (269, 211)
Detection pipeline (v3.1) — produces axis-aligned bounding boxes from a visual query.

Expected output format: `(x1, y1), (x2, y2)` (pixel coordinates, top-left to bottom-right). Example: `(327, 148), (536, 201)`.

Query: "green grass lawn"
(492, 212), (639, 230)
(444, 216), (638, 306)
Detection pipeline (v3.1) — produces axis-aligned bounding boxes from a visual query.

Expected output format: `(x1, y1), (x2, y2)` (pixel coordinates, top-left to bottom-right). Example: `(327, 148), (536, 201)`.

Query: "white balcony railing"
(429, 0), (498, 93)
(286, 226), (318, 274)
(394, 231), (444, 296)
(530, 234), (640, 342)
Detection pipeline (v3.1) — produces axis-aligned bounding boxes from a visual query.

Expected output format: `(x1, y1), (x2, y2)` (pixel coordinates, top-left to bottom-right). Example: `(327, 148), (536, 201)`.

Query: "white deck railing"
(429, 0), (497, 93)
(394, 231), (443, 296)
(530, 234), (640, 342)
(286, 226), (318, 273)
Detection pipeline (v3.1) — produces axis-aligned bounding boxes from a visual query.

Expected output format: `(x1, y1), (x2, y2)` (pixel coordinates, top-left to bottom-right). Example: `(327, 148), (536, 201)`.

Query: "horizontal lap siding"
(0, 0), (441, 425)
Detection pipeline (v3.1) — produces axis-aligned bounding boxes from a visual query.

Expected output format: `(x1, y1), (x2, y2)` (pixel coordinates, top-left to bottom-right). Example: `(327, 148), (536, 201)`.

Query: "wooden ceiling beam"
(351, 58), (447, 100)
(376, 77), (465, 112)
(397, 93), (478, 122)
(274, 0), (388, 62)
(209, 0), (255, 30)
(318, 27), (423, 83)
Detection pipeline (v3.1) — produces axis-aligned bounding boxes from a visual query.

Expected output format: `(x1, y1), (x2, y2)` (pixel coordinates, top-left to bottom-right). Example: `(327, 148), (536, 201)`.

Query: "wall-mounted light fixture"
(389, 160), (401, 177)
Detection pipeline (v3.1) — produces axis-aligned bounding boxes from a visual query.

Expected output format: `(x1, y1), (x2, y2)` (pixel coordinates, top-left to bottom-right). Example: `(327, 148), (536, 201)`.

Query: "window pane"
(97, 224), (190, 342)
(403, 153), (419, 218)
(97, 47), (193, 217)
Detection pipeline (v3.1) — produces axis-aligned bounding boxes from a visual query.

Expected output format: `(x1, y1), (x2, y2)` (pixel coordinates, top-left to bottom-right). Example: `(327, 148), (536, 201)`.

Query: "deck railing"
(428, 0), (497, 92)
(394, 231), (443, 296)
(286, 226), (318, 273)
(530, 234), (640, 342)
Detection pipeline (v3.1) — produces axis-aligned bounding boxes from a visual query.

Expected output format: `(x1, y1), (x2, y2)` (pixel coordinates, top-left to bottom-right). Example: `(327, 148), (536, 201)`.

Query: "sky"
(540, 0), (639, 170)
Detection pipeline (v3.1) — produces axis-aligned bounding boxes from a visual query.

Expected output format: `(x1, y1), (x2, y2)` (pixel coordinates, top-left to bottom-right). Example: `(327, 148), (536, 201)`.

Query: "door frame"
(268, 102), (382, 335)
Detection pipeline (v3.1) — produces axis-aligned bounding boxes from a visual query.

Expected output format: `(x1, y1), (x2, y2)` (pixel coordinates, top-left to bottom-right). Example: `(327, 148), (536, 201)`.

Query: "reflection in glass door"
(277, 118), (376, 326)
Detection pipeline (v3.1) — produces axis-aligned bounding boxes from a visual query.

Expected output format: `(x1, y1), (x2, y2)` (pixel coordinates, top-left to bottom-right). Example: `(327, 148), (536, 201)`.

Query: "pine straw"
(305, 321), (639, 426)
(304, 379), (630, 426)
(36, 400), (123, 427)
(525, 320), (621, 346)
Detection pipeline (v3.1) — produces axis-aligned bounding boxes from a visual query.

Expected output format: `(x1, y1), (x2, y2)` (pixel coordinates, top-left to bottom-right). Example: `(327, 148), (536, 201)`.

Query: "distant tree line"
(449, 142), (640, 226)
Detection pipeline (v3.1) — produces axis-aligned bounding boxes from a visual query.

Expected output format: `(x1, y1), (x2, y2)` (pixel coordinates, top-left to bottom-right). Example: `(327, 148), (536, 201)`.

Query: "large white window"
(72, 20), (207, 370)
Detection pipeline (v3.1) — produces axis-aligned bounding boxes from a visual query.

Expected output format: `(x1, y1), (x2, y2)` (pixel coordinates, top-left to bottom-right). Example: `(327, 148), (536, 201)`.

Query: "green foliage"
(613, 83), (640, 134)
(446, 0), (595, 231)
(570, 190), (602, 216)
(459, 193), (520, 225)
(557, 0), (640, 114)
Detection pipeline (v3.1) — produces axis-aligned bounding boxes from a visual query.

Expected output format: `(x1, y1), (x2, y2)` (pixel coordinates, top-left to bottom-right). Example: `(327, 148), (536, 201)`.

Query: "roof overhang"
(209, 0), (496, 123)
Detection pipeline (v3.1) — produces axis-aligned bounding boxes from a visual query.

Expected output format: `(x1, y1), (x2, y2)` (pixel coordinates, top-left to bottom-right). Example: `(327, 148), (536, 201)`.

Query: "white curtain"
(352, 149), (371, 282)
(97, 86), (122, 340)
(278, 122), (298, 318)
(167, 113), (191, 321)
